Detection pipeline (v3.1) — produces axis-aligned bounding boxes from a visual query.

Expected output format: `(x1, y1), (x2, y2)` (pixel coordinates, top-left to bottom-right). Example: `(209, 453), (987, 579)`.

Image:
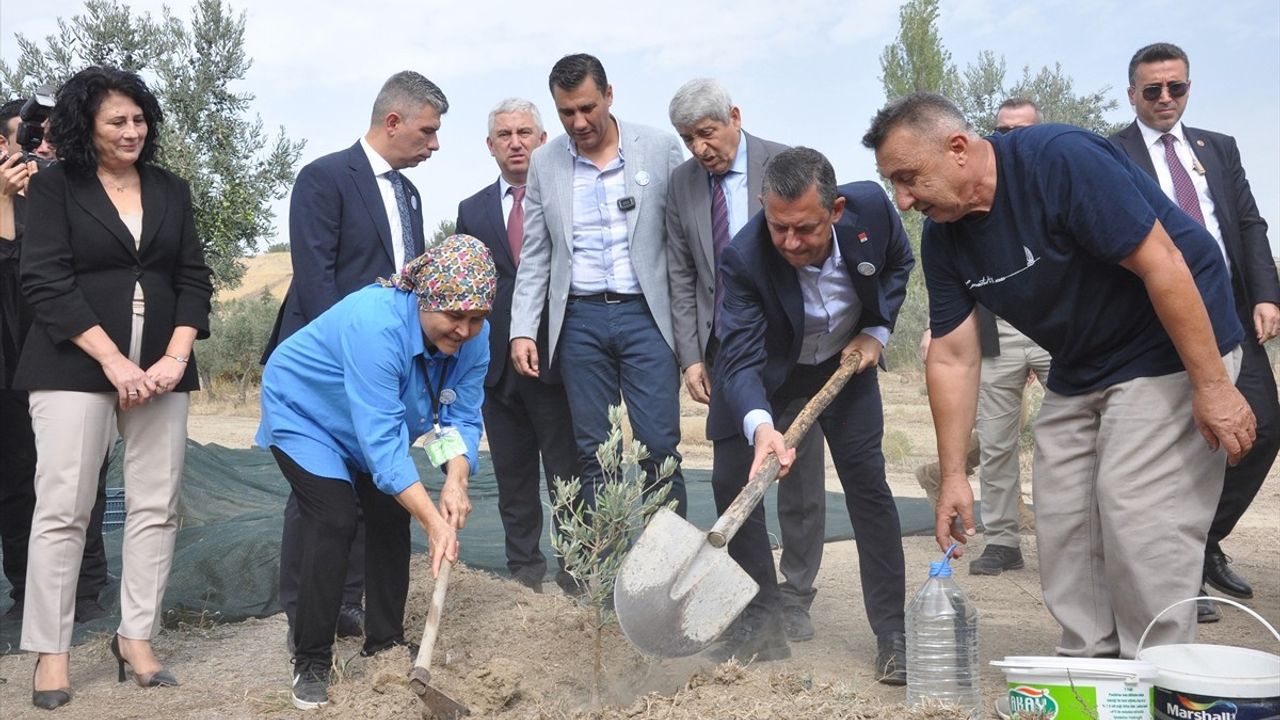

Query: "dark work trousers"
(1207, 322), (1279, 553)
(0, 388), (110, 607)
(271, 447), (409, 665)
(557, 296), (687, 516)
(481, 361), (579, 585)
(710, 358), (905, 638)
(278, 491), (365, 625)
(706, 340), (827, 611)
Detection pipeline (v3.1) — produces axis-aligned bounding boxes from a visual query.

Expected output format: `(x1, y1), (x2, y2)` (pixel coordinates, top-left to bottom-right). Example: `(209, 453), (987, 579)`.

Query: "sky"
(3, 0), (1279, 256)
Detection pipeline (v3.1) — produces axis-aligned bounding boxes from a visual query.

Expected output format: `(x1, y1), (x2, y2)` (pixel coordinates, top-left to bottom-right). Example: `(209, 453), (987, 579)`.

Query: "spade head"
(409, 666), (470, 720)
(614, 507), (759, 657)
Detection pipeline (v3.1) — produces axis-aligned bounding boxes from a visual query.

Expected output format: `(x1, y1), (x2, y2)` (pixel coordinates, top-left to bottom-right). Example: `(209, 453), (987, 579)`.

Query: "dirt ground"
(0, 371), (1276, 720)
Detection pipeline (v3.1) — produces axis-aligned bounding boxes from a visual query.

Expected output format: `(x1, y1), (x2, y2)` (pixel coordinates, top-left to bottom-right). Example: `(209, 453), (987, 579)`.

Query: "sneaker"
(781, 604), (815, 642)
(291, 659), (330, 710)
(705, 607), (791, 664)
(969, 544), (1024, 576)
(361, 638), (420, 660)
(335, 603), (365, 638)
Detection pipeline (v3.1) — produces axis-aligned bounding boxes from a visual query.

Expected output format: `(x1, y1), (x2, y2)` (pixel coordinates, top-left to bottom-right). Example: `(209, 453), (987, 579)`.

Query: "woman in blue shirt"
(257, 234), (494, 711)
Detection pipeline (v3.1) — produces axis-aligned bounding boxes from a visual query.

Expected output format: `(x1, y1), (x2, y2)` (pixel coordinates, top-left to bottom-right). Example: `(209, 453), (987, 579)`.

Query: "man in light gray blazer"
(664, 78), (827, 642)
(510, 53), (687, 516)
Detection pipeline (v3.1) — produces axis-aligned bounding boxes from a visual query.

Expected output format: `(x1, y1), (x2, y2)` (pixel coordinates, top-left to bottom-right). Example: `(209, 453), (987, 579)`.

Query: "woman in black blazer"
(16, 66), (212, 710)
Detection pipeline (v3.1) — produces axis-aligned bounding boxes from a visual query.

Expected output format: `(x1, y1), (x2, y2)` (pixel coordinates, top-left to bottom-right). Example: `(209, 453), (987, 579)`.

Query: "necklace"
(99, 172), (137, 193)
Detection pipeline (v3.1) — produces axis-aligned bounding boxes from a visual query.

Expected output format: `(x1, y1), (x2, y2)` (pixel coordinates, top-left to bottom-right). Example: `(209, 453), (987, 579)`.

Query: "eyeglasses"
(1141, 81), (1189, 102)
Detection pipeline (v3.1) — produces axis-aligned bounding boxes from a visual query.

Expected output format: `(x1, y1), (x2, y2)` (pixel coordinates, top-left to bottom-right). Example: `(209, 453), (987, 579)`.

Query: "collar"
(498, 176), (526, 197)
(565, 116), (623, 161)
(1137, 118), (1188, 149)
(359, 136), (395, 177)
(709, 130), (749, 179)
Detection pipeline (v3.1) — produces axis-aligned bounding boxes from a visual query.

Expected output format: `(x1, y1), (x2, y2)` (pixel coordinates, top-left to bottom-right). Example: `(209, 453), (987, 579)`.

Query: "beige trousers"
(21, 314), (190, 652)
(1032, 348), (1241, 658)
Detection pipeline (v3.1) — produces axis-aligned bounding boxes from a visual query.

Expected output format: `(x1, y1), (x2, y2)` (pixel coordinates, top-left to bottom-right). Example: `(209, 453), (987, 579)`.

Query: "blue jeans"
(558, 297), (686, 516)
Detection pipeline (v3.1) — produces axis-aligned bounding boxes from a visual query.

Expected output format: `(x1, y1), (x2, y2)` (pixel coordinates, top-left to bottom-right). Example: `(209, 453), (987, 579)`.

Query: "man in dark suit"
(455, 98), (579, 595)
(1110, 42), (1279, 622)
(265, 71), (448, 647)
(664, 78), (826, 642)
(706, 147), (913, 682)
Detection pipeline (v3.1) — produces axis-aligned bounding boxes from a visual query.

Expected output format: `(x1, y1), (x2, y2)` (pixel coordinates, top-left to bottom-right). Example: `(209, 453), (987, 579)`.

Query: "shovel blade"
(614, 507), (759, 657)
(409, 667), (470, 719)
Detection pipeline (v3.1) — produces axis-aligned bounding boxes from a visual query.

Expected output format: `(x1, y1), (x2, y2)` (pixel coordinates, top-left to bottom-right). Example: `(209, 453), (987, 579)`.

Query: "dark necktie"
(711, 174), (730, 321)
(386, 169), (417, 263)
(507, 185), (525, 265)
(1160, 134), (1205, 226)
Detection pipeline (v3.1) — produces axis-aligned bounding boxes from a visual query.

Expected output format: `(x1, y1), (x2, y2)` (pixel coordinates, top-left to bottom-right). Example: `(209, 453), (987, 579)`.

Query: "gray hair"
(762, 147), (838, 212)
(861, 92), (973, 151)
(668, 78), (734, 129)
(487, 97), (543, 136)
(370, 71), (449, 127)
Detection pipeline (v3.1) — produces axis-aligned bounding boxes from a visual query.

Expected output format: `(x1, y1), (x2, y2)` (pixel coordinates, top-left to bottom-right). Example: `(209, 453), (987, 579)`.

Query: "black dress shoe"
(1197, 596), (1221, 624)
(335, 603), (365, 638)
(705, 606), (791, 664)
(875, 631), (907, 686)
(1204, 551), (1253, 599)
(73, 597), (107, 624)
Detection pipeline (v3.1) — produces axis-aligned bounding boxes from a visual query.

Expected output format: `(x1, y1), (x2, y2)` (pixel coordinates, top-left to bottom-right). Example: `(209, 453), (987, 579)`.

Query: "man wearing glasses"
(1111, 43), (1279, 623)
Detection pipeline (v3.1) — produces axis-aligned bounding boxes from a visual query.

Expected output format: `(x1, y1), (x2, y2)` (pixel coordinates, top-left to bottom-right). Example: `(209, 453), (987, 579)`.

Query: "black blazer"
(1110, 122), (1280, 315)
(15, 162), (212, 392)
(262, 141), (426, 359)
(455, 179), (561, 386)
(707, 181), (914, 441)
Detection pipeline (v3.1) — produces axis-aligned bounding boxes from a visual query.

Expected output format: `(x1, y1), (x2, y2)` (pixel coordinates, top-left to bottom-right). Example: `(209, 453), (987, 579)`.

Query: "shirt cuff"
(743, 409), (774, 446)
(373, 454), (421, 496)
(863, 326), (890, 350)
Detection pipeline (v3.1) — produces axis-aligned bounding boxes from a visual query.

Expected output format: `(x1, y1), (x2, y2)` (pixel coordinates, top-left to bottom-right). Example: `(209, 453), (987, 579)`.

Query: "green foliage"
(0, 0), (303, 291)
(550, 404), (677, 706)
(882, 428), (914, 466)
(877, 0), (1120, 370)
(430, 219), (457, 248)
(195, 288), (277, 404)
(264, 241), (289, 253)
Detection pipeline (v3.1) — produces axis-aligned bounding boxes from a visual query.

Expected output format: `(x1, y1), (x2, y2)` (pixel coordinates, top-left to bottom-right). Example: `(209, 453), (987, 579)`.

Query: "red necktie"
(507, 185), (525, 264)
(1160, 134), (1205, 226)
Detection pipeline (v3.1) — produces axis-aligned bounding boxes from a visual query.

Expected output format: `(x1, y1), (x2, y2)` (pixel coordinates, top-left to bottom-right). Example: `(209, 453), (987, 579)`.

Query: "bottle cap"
(929, 560), (953, 578)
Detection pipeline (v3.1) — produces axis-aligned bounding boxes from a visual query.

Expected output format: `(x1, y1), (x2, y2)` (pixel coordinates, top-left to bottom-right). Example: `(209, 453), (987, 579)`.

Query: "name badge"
(424, 426), (467, 467)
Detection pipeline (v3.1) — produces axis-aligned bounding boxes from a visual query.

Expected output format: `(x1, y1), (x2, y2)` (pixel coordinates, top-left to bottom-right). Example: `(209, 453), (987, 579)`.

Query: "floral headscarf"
(378, 234), (497, 312)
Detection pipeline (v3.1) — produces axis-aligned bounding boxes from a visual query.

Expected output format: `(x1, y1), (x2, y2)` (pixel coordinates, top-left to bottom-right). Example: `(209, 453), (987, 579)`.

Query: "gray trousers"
(1033, 348), (1240, 658)
(977, 319), (1051, 548)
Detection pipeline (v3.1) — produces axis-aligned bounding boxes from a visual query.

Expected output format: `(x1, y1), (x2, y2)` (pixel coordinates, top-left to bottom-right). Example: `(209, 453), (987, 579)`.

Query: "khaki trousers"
(1033, 348), (1241, 658)
(21, 314), (190, 652)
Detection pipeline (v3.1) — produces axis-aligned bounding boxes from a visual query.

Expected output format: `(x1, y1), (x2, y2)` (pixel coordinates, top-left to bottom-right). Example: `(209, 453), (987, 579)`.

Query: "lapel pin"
(856, 261), (876, 276)
(1195, 139), (1205, 147)
(634, 170), (650, 187)
(857, 231), (869, 243)
(411, 196), (419, 211)
(439, 388), (457, 405)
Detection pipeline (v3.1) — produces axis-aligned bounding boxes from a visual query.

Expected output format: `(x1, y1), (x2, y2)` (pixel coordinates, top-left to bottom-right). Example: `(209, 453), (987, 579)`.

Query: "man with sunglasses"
(1111, 43), (1279, 623)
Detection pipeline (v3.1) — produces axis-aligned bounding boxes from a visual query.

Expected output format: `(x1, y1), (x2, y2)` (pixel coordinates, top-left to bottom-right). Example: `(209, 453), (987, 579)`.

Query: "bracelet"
(165, 353), (188, 364)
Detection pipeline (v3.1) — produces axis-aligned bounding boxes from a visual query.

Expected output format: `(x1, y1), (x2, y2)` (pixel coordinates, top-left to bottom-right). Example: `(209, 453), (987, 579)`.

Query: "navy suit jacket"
(707, 181), (914, 442)
(1110, 122), (1279, 314)
(455, 180), (560, 386)
(263, 141), (425, 358)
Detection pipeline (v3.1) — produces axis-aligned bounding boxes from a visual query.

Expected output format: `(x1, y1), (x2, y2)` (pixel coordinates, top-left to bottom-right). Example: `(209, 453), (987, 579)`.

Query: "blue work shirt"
(256, 285), (489, 495)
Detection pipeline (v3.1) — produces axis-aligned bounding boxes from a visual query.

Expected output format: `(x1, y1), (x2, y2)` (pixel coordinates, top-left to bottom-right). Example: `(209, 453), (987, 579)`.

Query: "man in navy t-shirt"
(862, 92), (1255, 658)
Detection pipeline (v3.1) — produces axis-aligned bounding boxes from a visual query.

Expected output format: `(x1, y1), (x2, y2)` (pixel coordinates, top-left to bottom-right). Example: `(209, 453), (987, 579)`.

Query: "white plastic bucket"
(1136, 597), (1280, 720)
(991, 656), (1157, 719)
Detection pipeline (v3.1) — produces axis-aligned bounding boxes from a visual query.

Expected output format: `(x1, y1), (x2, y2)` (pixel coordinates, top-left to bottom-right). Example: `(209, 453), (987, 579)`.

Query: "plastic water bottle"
(906, 548), (981, 719)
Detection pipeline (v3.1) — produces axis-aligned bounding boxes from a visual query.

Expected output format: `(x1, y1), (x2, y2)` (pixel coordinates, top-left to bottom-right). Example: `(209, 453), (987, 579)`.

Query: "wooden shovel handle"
(707, 351), (862, 548)
(413, 559), (452, 672)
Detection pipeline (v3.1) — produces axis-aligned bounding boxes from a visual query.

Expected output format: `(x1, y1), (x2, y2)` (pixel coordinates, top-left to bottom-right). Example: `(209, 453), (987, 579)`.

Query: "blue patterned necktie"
(386, 169), (417, 263)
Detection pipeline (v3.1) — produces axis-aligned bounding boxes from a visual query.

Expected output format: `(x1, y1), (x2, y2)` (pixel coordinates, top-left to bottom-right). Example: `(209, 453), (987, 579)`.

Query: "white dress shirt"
(1136, 119), (1229, 273)
(359, 137), (409, 270)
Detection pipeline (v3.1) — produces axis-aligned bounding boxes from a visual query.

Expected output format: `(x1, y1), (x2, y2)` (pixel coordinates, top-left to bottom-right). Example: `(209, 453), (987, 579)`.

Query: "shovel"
(408, 560), (470, 719)
(614, 351), (862, 658)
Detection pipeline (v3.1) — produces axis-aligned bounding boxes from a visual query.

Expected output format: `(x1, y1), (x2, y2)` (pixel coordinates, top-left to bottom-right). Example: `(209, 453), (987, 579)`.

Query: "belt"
(569, 292), (643, 304)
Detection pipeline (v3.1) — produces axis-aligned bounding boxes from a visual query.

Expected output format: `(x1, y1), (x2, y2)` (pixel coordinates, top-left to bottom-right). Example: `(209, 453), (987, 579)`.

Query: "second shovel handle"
(707, 351), (862, 548)
(413, 559), (452, 672)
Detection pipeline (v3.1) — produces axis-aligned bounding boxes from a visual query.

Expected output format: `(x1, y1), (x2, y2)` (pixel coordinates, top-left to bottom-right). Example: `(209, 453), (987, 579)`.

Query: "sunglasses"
(1141, 81), (1189, 102)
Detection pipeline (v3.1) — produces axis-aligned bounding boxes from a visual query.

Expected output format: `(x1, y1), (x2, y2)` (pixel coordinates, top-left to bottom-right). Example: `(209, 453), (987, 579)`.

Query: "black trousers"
(710, 358), (906, 638)
(481, 363), (579, 584)
(0, 388), (109, 606)
(271, 447), (409, 664)
(279, 490), (365, 624)
(1208, 329), (1280, 552)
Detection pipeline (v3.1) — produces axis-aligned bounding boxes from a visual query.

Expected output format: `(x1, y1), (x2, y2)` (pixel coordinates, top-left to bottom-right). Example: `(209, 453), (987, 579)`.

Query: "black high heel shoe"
(110, 635), (179, 687)
(31, 655), (72, 710)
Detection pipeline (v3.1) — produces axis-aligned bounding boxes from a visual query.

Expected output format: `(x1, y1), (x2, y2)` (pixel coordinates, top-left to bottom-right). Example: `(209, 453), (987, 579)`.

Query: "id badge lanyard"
(424, 357), (453, 434)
